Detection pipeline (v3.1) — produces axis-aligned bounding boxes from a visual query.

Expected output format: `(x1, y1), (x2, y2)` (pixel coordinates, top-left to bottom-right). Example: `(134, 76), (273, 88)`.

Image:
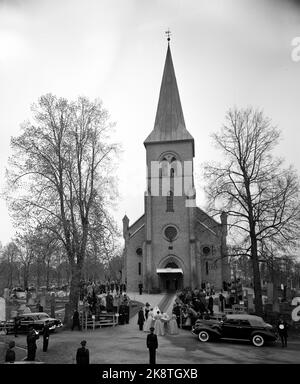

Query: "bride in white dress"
(143, 308), (154, 332)
(154, 310), (165, 336)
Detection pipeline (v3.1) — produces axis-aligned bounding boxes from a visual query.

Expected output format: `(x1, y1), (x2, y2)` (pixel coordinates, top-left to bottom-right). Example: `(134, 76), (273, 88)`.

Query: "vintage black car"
(2, 312), (63, 334)
(192, 314), (277, 347)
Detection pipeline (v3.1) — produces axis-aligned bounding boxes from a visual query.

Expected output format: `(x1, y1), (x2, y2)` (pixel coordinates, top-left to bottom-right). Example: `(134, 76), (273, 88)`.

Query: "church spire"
(144, 39), (194, 149)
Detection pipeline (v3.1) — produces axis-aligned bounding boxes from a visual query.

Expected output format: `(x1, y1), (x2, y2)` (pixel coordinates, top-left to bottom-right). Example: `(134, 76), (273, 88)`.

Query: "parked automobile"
(4, 312), (63, 335)
(192, 314), (277, 347)
(11, 287), (27, 300)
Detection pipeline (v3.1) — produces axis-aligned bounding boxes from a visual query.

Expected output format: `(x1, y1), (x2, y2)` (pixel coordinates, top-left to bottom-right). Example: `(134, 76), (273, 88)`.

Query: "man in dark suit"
(76, 340), (90, 364)
(208, 295), (214, 315)
(277, 316), (288, 347)
(137, 307), (145, 331)
(14, 316), (21, 337)
(5, 340), (16, 363)
(42, 323), (50, 352)
(72, 309), (81, 330)
(26, 326), (39, 361)
(145, 303), (150, 320)
(138, 282), (143, 295)
(146, 327), (158, 364)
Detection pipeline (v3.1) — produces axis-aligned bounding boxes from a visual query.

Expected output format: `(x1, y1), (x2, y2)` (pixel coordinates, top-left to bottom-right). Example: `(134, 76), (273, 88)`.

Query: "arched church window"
(161, 157), (169, 177)
(170, 156), (177, 176)
(206, 261), (209, 275)
(160, 154), (178, 177)
(166, 190), (174, 212)
(165, 262), (178, 268)
(164, 225), (178, 242)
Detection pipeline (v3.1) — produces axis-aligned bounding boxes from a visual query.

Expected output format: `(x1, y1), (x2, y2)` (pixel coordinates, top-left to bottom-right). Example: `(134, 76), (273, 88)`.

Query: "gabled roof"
(144, 44), (194, 146)
(196, 206), (221, 227)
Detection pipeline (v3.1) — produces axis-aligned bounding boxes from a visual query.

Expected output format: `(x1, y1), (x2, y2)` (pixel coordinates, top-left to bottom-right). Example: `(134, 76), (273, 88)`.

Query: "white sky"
(0, 0), (300, 245)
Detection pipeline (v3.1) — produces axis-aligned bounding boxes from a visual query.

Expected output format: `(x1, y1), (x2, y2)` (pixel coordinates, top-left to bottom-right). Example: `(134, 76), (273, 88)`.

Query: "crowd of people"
(137, 303), (179, 336)
(72, 280), (131, 328)
(170, 287), (228, 328)
(79, 280), (127, 300)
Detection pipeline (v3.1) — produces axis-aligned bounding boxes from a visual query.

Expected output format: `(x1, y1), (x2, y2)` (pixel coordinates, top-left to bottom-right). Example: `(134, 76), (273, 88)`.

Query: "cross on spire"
(165, 29), (171, 42)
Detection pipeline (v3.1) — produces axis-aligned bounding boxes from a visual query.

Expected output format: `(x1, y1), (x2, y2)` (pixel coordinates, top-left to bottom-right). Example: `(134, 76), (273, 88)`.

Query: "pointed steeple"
(144, 43), (194, 150)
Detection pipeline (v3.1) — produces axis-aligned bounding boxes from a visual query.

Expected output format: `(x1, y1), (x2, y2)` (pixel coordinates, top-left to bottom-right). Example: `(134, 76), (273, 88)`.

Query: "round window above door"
(164, 226), (178, 242)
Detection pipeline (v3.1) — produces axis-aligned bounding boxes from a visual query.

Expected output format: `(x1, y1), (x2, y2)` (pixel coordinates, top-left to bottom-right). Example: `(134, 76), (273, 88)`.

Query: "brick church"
(123, 42), (230, 293)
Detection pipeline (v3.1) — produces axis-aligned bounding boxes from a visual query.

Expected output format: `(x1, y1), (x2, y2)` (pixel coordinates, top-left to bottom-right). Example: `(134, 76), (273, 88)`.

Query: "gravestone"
(0, 298), (6, 321)
(40, 295), (46, 309)
(248, 294), (255, 312)
(3, 288), (10, 300)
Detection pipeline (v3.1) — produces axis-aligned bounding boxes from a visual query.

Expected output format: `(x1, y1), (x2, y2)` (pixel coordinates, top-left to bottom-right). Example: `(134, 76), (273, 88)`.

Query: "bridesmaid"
(154, 310), (165, 336)
(167, 314), (179, 335)
(144, 308), (154, 332)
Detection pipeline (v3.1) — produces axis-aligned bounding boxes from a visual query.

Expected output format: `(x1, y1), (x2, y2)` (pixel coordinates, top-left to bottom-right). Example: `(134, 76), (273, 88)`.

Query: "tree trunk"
(64, 262), (82, 327)
(46, 260), (50, 290)
(36, 261), (40, 289)
(23, 265), (29, 290)
(250, 235), (263, 316)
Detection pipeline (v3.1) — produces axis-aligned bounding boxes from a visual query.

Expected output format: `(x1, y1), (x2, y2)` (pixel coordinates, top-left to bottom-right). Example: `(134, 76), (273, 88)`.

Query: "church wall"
(195, 223), (223, 291)
(149, 195), (191, 289)
(144, 141), (195, 290)
(126, 226), (145, 292)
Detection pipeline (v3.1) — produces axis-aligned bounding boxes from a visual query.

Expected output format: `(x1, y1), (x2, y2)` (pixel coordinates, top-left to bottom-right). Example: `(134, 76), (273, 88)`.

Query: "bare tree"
(15, 232), (36, 290)
(0, 242), (19, 289)
(204, 107), (300, 315)
(6, 94), (119, 323)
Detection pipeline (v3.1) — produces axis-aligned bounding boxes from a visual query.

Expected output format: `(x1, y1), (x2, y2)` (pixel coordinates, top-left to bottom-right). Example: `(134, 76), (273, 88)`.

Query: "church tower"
(123, 40), (229, 293)
(143, 42), (197, 292)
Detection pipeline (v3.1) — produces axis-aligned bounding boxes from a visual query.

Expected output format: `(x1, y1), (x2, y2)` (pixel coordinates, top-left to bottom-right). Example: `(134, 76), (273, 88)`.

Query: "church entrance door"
(160, 273), (182, 292)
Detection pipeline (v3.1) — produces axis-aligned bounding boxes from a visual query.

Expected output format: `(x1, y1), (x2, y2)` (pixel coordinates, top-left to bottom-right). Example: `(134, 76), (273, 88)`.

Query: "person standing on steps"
(208, 295), (214, 315)
(138, 281), (143, 295)
(145, 303), (150, 320)
(219, 292), (225, 313)
(147, 327), (158, 364)
(137, 306), (145, 331)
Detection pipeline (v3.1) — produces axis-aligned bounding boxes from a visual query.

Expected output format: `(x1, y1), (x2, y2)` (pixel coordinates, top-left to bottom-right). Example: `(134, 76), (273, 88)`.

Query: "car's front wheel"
(252, 334), (265, 347)
(198, 330), (210, 342)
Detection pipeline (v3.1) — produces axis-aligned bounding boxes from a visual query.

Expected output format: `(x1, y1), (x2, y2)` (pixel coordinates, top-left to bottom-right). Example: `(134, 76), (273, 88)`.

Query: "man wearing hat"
(146, 327), (158, 364)
(26, 326), (39, 361)
(5, 340), (16, 363)
(42, 322), (50, 352)
(137, 306), (145, 331)
(76, 340), (90, 364)
(145, 303), (150, 320)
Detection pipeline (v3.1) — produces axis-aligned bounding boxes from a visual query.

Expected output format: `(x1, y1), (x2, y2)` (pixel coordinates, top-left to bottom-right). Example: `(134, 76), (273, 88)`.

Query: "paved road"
(2, 321), (300, 364)
(1, 292), (300, 364)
